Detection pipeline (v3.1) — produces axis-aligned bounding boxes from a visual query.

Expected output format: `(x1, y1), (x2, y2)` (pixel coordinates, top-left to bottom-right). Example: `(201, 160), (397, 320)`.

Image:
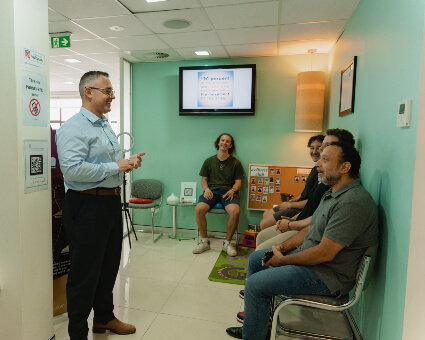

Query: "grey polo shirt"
(299, 179), (379, 295)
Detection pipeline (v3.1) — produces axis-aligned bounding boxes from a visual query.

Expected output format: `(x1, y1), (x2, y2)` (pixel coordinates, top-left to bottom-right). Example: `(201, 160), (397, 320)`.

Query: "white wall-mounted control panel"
(397, 100), (411, 127)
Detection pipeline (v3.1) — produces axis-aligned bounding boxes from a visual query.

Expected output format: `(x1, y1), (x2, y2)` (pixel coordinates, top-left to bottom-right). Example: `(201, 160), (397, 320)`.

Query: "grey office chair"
(128, 179), (163, 243)
(270, 243), (378, 340)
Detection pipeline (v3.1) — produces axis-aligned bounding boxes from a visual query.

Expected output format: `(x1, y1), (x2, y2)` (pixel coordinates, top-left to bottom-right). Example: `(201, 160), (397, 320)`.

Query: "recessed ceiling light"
(64, 58), (81, 63)
(146, 0), (166, 3)
(62, 81), (75, 85)
(195, 51), (210, 56)
(109, 25), (125, 32)
(163, 19), (191, 29)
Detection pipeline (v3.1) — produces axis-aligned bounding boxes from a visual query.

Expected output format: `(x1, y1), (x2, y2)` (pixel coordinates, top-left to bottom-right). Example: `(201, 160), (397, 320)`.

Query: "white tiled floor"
(53, 231), (294, 340)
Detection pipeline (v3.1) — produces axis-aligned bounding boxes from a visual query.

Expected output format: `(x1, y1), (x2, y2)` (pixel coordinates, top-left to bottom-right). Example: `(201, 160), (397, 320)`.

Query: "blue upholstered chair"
(270, 243), (378, 340)
(128, 179), (163, 243)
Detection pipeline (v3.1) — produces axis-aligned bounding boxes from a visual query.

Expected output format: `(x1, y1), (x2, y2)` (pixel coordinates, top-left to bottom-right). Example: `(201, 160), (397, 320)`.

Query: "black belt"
(74, 187), (121, 196)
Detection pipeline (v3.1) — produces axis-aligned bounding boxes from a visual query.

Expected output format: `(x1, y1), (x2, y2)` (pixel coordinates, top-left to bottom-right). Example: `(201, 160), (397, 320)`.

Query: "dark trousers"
(63, 189), (123, 340)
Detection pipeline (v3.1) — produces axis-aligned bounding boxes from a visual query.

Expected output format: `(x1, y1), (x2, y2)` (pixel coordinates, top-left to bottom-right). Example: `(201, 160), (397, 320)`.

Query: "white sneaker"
(193, 240), (211, 254)
(223, 242), (237, 257)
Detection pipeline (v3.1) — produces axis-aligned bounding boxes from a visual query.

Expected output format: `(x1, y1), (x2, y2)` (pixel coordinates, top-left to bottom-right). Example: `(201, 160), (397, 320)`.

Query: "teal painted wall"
(131, 55), (328, 231)
(325, 0), (425, 339)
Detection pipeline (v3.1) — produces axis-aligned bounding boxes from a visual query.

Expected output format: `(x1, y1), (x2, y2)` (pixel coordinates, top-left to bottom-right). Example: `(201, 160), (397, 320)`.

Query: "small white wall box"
(397, 100), (411, 127)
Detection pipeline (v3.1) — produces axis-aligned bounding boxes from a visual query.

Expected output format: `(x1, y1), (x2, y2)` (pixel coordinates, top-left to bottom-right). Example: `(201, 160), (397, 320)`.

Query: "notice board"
(247, 164), (312, 211)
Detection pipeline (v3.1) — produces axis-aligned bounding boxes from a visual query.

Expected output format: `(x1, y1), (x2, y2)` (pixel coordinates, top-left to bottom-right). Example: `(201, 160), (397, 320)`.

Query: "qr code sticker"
(30, 155), (43, 175)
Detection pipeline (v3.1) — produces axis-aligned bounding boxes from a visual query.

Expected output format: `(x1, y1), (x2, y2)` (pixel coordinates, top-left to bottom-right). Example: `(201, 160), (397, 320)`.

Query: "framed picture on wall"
(180, 182), (197, 203)
(339, 56), (357, 117)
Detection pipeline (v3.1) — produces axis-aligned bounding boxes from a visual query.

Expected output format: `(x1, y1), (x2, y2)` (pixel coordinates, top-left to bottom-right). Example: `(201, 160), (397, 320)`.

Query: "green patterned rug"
(208, 246), (255, 285)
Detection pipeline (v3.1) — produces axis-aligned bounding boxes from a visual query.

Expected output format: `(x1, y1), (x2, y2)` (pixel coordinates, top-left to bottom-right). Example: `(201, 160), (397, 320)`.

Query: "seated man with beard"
(226, 142), (379, 340)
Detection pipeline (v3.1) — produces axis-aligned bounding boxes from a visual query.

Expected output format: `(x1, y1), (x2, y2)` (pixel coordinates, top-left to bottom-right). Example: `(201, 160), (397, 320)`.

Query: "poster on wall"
(24, 140), (48, 193)
(22, 70), (47, 126)
(22, 47), (46, 73)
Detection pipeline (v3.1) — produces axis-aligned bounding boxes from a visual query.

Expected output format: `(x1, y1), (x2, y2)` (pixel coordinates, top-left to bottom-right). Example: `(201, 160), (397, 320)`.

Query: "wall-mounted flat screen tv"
(179, 64), (256, 116)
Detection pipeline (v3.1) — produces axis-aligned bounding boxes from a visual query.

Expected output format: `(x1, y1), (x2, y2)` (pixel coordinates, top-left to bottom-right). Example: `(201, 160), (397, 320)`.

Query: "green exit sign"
(51, 36), (70, 49)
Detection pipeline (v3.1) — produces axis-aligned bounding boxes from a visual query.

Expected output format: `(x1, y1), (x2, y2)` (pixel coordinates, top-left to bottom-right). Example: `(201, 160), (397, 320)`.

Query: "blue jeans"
(242, 248), (337, 340)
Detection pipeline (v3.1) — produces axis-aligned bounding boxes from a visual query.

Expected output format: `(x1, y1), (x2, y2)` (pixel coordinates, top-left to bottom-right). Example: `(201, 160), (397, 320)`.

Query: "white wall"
(0, 0), (53, 339)
(403, 12), (425, 340)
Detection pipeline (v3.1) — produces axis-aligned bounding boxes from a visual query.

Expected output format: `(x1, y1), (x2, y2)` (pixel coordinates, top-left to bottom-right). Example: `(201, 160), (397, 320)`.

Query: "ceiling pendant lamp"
(294, 50), (325, 132)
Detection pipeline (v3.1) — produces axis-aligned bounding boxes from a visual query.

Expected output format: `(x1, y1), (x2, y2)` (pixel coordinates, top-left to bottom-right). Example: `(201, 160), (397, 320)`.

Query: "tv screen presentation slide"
(181, 67), (253, 110)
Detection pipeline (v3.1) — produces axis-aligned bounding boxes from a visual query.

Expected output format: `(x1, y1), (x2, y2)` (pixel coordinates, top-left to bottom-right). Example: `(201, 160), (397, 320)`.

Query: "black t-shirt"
(199, 155), (245, 191)
(296, 181), (329, 220)
(299, 166), (318, 201)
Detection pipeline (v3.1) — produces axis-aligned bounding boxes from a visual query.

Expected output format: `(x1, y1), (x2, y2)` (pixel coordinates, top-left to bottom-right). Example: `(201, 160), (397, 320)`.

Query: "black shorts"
(198, 188), (240, 208)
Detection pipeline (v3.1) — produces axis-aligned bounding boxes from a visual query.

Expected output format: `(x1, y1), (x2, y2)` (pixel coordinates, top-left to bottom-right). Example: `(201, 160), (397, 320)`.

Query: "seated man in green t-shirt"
(193, 133), (245, 257)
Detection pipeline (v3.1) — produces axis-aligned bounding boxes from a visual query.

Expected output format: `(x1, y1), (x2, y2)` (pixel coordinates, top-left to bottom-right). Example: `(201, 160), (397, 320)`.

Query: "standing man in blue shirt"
(56, 71), (145, 340)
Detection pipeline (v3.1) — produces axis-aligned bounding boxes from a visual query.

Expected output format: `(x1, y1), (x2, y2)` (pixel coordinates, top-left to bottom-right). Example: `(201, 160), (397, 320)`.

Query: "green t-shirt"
(199, 155), (245, 191)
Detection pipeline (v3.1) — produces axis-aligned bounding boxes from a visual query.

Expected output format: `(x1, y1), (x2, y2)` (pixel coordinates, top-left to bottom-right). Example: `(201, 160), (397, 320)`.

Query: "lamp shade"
(295, 71), (325, 132)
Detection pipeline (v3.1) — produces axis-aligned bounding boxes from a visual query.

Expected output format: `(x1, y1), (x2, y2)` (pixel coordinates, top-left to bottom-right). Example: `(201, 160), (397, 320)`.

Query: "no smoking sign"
(29, 98), (41, 116)
(22, 71), (47, 126)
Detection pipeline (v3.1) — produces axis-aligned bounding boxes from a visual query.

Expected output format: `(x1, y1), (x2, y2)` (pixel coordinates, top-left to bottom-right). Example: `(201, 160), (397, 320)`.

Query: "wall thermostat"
(397, 100), (411, 127)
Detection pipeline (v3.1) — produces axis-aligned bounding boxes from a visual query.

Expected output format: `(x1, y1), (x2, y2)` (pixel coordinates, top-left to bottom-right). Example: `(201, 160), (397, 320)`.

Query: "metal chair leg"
(151, 208), (163, 243)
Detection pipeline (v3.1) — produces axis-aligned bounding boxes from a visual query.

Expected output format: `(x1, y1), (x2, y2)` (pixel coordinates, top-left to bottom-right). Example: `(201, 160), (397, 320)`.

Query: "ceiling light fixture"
(109, 25), (125, 32)
(163, 19), (191, 29)
(146, 0), (167, 3)
(62, 81), (75, 85)
(64, 58), (81, 63)
(195, 51), (210, 56)
(294, 49), (325, 132)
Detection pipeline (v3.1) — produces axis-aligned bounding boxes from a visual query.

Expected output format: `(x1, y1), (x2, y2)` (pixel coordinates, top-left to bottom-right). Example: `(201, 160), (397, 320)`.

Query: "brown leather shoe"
(92, 317), (136, 335)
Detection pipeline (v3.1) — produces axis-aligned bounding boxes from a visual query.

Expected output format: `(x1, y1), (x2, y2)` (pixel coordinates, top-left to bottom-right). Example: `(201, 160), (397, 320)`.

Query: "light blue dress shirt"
(55, 107), (123, 191)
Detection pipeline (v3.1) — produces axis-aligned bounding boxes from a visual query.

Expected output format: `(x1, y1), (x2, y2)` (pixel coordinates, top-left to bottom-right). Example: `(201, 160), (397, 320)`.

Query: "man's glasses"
(86, 87), (115, 96)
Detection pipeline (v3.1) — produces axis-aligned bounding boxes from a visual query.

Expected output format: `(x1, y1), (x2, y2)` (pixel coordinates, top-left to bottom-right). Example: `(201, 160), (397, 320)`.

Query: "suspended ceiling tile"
(281, 20), (346, 41)
(74, 16), (153, 38)
(66, 39), (119, 54)
(130, 49), (185, 62)
(226, 43), (278, 57)
(49, 54), (98, 65)
(48, 47), (78, 57)
(159, 31), (220, 49)
(105, 35), (168, 51)
(120, 0), (200, 13)
(49, 62), (83, 74)
(135, 8), (212, 34)
(281, 0), (360, 24)
(50, 81), (80, 92)
(48, 0), (131, 20)
(200, 0), (269, 7)
(279, 39), (335, 55)
(67, 62), (112, 71)
(55, 71), (86, 81)
(175, 45), (228, 59)
(49, 74), (76, 83)
(48, 9), (68, 22)
(49, 20), (97, 41)
(205, 2), (278, 29)
(217, 26), (277, 45)
(84, 52), (140, 64)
